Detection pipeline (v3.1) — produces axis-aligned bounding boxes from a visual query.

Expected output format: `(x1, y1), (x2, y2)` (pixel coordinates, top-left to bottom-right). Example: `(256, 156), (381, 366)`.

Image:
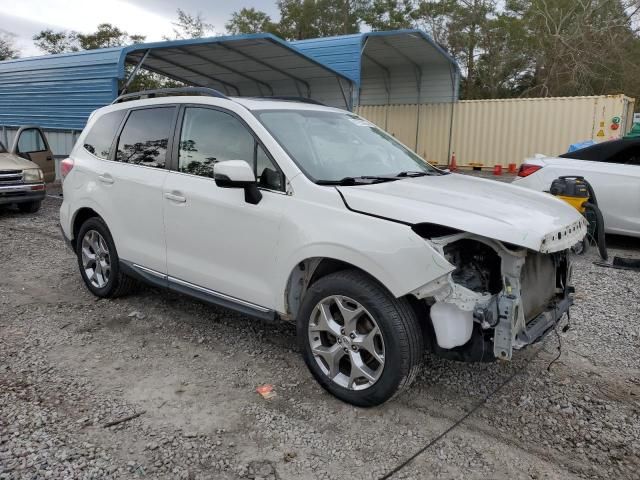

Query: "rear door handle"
(98, 174), (114, 184)
(164, 191), (186, 203)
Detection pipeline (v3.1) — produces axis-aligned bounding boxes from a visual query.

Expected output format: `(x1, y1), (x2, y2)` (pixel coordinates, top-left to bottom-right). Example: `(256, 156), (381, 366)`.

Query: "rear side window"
(116, 107), (175, 168)
(18, 129), (47, 153)
(83, 110), (126, 159)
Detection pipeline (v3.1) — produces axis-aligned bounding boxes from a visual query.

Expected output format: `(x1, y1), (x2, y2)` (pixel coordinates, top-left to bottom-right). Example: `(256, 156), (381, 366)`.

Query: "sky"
(0, 0), (280, 57)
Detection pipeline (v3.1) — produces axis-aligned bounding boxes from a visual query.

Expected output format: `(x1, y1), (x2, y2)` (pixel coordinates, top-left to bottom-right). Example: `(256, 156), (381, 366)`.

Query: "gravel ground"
(1, 184), (639, 480)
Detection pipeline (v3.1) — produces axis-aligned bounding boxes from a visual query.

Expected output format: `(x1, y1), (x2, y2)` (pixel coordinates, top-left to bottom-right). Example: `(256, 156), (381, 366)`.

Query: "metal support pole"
(121, 49), (150, 95)
(414, 66), (423, 153)
(337, 77), (350, 110)
(446, 65), (458, 167)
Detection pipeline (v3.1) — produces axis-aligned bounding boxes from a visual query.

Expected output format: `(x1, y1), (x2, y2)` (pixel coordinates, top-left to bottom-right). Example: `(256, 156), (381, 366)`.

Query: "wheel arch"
(71, 206), (105, 246)
(283, 255), (402, 321)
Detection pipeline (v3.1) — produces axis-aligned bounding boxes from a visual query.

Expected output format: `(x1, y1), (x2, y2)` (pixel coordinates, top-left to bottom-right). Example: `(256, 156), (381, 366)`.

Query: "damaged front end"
(411, 231), (575, 362)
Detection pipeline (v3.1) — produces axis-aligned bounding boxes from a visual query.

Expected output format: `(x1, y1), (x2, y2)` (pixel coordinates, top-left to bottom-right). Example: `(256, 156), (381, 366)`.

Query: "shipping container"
(358, 94), (635, 167)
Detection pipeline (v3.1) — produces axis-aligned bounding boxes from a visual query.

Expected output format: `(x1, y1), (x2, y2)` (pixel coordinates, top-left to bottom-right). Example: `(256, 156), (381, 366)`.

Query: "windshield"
(255, 109), (440, 183)
(0, 141), (6, 153)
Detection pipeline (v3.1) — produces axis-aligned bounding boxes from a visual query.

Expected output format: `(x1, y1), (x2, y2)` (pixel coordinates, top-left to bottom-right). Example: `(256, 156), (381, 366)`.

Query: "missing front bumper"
(493, 293), (572, 360)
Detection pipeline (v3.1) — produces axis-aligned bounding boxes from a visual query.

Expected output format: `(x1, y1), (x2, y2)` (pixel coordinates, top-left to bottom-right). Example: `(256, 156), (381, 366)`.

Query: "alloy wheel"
(308, 295), (385, 390)
(81, 230), (111, 288)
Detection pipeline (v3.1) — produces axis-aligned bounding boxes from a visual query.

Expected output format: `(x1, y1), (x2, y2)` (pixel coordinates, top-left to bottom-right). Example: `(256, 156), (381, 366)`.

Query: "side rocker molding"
(119, 260), (277, 322)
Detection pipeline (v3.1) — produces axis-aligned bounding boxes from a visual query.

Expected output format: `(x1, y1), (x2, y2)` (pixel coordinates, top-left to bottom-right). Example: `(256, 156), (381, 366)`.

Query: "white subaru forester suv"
(60, 88), (587, 406)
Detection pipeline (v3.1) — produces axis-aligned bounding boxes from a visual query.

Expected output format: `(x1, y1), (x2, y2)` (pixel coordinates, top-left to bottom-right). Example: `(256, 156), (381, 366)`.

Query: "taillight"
(517, 164), (542, 177)
(60, 158), (74, 181)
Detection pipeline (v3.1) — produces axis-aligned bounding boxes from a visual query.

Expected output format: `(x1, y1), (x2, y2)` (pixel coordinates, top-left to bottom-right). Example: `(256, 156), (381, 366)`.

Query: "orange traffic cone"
(450, 152), (457, 171)
(493, 165), (503, 176)
(508, 163), (517, 174)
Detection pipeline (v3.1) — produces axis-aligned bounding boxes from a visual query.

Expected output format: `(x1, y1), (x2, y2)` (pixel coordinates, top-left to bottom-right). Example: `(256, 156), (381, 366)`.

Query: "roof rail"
(112, 87), (228, 104)
(259, 96), (326, 106)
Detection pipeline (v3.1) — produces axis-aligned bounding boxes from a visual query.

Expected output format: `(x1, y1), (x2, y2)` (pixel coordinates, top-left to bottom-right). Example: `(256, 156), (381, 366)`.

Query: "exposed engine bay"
(411, 232), (573, 362)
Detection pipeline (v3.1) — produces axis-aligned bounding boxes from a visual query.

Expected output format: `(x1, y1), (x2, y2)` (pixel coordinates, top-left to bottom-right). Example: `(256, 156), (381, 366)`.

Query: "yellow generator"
(548, 176), (607, 259)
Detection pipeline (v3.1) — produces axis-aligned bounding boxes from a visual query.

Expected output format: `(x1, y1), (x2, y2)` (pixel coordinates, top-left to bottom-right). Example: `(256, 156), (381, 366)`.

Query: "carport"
(120, 35), (355, 108)
(291, 29), (460, 107)
(0, 33), (355, 134)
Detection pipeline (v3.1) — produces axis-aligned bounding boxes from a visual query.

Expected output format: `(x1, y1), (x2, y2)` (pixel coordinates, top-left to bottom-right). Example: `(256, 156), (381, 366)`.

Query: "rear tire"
(297, 269), (423, 407)
(18, 201), (41, 213)
(76, 217), (136, 298)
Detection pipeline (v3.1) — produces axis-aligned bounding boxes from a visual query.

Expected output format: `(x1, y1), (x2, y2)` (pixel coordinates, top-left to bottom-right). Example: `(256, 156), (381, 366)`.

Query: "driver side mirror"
(214, 160), (262, 205)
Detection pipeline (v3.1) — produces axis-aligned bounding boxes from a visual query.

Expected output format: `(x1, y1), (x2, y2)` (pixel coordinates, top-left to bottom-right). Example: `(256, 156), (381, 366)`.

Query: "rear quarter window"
(83, 110), (127, 159)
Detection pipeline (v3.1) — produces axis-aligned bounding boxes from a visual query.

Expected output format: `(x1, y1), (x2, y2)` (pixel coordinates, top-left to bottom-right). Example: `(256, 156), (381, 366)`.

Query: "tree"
(31, 24), (170, 93)
(0, 31), (19, 60)
(164, 8), (214, 40)
(361, 0), (416, 30)
(226, 8), (280, 34)
(33, 23), (144, 54)
(507, 0), (640, 99)
(33, 30), (77, 54)
(76, 23), (145, 49)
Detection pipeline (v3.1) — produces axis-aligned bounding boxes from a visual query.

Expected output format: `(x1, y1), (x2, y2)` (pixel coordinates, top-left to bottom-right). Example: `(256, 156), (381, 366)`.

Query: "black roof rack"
(112, 87), (228, 104)
(258, 96), (326, 106)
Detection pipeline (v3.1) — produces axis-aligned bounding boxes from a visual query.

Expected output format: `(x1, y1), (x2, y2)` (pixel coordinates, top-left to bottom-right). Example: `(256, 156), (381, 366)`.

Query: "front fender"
(274, 211), (454, 313)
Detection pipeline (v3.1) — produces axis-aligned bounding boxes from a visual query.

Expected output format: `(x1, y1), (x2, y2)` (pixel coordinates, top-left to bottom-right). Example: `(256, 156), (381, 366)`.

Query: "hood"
(337, 173), (586, 252)
(0, 152), (39, 170)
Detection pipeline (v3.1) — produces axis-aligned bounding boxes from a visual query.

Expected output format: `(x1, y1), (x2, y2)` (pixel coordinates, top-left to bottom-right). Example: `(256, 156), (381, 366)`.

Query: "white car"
(513, 139), (640, 238)
(60, 88), (586, 406)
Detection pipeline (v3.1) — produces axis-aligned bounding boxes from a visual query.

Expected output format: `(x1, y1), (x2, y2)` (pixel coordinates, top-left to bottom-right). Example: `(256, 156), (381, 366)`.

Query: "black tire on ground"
(17, 201), (41, 213)
(297, 269), (424, 407)
(75, 216), (136, 298)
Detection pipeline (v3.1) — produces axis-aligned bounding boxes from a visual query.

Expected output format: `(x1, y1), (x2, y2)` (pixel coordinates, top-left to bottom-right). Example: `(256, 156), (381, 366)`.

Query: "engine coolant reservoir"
(430, 302), (474, 349)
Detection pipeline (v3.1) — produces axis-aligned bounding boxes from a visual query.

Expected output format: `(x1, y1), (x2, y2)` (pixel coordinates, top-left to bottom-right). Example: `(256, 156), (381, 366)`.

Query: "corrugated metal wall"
(358, 95), (636, 166)
(0, 49), (122, 130)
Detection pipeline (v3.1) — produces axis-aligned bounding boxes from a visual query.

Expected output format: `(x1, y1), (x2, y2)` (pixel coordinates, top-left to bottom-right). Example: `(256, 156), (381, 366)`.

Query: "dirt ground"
(1, 185), (639, 480)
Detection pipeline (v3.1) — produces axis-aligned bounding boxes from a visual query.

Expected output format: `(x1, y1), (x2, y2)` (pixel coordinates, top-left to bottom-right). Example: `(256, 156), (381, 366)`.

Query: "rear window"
(83, 110), (126, 159)
(115, 107), (175, 168)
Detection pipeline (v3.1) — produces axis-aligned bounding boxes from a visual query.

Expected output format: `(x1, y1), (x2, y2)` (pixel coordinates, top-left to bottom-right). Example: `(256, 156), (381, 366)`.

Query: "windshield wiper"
(396, 170), (438, 177)
(316, 176), (400, 186)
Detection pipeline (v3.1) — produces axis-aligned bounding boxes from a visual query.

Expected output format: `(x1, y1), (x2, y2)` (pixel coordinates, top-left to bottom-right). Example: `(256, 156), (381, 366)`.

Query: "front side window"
(178, 107), (283, 190)
(18, 129), (47, 153)
(255, 110), (440, 183)
(116, 107), (175, 168)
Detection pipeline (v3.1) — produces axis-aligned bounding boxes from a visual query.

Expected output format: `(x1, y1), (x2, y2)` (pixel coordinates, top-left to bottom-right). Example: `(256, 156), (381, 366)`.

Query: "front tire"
(76, 217), (136, 298)
(297, 269), (423, 407)
(18, 200), (41, 213)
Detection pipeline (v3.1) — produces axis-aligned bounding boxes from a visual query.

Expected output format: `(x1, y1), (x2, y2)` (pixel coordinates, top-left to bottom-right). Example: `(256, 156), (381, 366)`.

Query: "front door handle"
(98, 174), (114, 184)
(164, 191), (186, 203)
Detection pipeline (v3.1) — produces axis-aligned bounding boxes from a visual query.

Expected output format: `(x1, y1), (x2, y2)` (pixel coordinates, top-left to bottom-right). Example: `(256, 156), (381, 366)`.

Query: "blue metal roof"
(291, 29), (460, 86)
(0, 33), (355, 130)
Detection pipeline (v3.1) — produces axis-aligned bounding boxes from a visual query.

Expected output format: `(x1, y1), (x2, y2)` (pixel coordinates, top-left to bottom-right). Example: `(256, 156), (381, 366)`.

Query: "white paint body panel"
(62, 96), (587, 316)
(513, 156), (640, 238)
(338, 173), (586, 252)
(61, 155), (168, 273)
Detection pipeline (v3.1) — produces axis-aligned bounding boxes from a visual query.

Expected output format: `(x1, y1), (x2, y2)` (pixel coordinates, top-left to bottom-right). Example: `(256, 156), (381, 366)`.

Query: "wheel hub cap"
(308, 295), (385, 391)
